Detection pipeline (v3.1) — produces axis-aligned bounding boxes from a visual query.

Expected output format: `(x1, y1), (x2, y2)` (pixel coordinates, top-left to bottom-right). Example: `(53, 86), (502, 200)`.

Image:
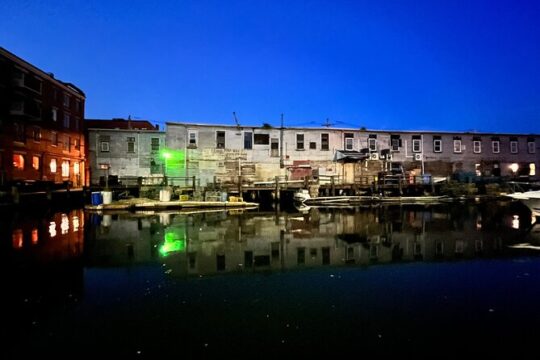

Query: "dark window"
(391, 135), (401, 151)
(244, 132), (253, 149)
(344, 133), (354, 150)
(151, 138), (160, 151)
(216, 131), (225, 149)
(296, 134), (304, 150)
(254, 133), (269, 145)
(310, 142), (316, 149)
(321, 133), (329, 150)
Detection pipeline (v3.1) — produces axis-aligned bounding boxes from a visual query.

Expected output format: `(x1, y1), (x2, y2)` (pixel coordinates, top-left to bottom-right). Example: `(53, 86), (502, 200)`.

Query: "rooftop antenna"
(233, 112), (242, 135)
(322, 118), (334, 127)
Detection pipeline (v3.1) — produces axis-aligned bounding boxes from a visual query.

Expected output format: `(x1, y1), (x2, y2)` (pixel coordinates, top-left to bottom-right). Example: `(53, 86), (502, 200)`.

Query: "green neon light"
(159, 228), (186, 257)
(159, 148), (186, 172)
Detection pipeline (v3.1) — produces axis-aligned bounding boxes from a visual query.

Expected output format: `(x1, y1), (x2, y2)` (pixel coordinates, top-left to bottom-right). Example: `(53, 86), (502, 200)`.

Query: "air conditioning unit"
(370, 153), (379, 160)
(414, 153), (422, 161)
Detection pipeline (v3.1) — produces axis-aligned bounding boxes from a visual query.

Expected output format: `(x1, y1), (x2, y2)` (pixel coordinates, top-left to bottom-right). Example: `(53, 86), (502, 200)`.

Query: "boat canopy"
(333, 150), (369, 162)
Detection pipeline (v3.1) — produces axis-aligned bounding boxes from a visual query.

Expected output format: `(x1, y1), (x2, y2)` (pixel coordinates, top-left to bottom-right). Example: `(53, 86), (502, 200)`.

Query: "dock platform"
(85, 198), (259, 211)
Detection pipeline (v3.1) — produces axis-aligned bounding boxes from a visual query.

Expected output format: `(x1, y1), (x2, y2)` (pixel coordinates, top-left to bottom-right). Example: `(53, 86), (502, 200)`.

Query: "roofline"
(165, 121), (540, 137)
(0, 47), (85, 98)
(86, 128), (165, 133)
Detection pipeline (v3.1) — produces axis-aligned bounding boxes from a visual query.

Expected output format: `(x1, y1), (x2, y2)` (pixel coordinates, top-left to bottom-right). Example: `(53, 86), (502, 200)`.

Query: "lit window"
(13, 154), (24, 170)
(49, 221), (57, 238)
(530, 163), (536, 176)
(74, 162), (80, 176)
(61, 160), (70, 177)
(32, 156), (40, 170)
(12, 229), (23, 249)
(509, 163), (519, 173)
(51, 107), (57, 121)
(31, 229), (38, 244)
(473, 141), (481, 153)
(492, 141), (500, 153)
(50, 158), (57, 173)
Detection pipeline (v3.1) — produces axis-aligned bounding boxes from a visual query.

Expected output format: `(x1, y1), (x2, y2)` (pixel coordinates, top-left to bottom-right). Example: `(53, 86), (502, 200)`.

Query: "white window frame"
(433, 139), (442, 153)
(391, 138), (400, 151)
(492, 141), (500, 153)
(188, 130), (198, 147)
(368, 138), (377, 152)
(453, 140), (462, 153)
(528, 141), (536, 154)
(510, 141), (518, 154)
(412, 139), (422, 153)
(345, 137), (354, 151)
(473, 141), (481, 154)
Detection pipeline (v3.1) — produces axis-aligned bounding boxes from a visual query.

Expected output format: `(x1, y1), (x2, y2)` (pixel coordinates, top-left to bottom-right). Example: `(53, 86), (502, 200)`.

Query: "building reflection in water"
(83, 202), (536, 277)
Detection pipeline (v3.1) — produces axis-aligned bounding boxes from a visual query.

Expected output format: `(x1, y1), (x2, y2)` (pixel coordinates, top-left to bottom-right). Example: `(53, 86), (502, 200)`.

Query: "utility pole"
(280, 113), (284, 168)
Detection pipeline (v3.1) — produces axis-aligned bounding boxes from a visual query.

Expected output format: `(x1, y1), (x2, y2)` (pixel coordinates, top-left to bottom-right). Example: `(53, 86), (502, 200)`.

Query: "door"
(343, 163), (355, 184)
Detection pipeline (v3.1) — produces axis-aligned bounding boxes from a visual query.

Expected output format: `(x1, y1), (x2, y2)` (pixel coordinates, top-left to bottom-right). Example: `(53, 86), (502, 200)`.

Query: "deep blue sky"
(2, 0), (539, 133)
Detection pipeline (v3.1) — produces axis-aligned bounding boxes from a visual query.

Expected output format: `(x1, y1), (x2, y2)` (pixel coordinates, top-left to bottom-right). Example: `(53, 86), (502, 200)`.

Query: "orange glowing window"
(12, 229), (23, 249)
(13, 154), (24, 170)
(31, 228), (38, 244)
(32, 156), (40, 170)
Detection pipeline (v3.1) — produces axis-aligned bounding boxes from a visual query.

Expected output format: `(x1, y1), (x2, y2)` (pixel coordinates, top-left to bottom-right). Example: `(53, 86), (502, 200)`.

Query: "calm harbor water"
(2, 200), (540, 357)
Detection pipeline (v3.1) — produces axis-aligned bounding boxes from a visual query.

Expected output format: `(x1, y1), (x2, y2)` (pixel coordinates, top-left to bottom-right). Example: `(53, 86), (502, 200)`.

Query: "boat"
(293, 189), (311, 203)
(505, 190), (540, 217)
(293, 189), (449, 206)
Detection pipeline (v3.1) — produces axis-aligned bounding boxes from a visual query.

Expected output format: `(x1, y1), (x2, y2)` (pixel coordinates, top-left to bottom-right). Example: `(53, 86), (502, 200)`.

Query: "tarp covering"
(333, 150), (369, 162)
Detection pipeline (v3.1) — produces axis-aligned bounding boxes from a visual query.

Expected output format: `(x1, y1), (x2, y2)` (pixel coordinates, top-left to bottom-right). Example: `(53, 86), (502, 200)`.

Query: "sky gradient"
(1, 0), (539, 133)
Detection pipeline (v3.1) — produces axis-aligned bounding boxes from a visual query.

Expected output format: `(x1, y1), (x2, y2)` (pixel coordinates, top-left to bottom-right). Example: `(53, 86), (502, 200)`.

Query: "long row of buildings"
(1, 46), (539, 191)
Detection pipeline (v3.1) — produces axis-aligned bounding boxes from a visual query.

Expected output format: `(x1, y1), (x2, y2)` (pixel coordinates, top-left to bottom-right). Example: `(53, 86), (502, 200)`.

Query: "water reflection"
(83, 202), (538, 277)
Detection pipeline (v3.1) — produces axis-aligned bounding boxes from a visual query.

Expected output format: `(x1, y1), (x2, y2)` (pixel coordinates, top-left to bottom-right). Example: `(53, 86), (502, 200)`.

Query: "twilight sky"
(1, 0), (539, 133)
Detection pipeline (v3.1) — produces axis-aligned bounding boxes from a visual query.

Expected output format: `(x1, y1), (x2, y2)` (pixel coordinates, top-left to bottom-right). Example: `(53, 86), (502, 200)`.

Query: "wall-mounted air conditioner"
(414, 153), (422, 161)
(370, 153), (379, 160)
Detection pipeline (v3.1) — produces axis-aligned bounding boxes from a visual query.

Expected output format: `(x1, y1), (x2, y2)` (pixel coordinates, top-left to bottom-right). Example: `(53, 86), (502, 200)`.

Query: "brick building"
(0, 47), (86, 187)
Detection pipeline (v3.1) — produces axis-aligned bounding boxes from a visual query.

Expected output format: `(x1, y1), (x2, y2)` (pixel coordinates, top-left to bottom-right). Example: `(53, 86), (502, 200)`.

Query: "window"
(368, 135), (377, 151)
(50, 159), (57, 173)
(33, 127), (41, 142)
(100, 141), (110, 152)
(127, 137), (135, 153)
(151, 138), (160, 151)
(75, 99), (81, 112)
(310, 142), (317, 149)
(510, 140), (518, 154)
(473, 140), (481, 154)
(296, 134), (304, 150)
(74, 138), (80, 150)
(51, 107), (57, 121)
(391, 135), (401, 151)
(530, 163), (536, 176)
(32, 156), (40, 170)
(492, 140), (500, 153)
(74, 162), (80, 176)
(51, 132), (58, 146)
(271, 138), (279, 157)
(14, 123), (25, 142)
(528, 140), (535, 154)
(412, 137), (422, 153)
(63, 93), (70, 107)
(216, 131), (225, 149)
(64, 136), (70, 151)
(244, 132), (253, 149)
(453, 139), (462, 153)
(13, 154), (24, 170)
(188, 131), (198, 147)
(254, 133), (270, 145)
(344, 133), (354, 150)
(61, 160), (70, 177)
(63, 113), (70, 128)
(321, 133), (329, 150)
(73, 117), (79, 131)
(433, 139), (442, 153)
